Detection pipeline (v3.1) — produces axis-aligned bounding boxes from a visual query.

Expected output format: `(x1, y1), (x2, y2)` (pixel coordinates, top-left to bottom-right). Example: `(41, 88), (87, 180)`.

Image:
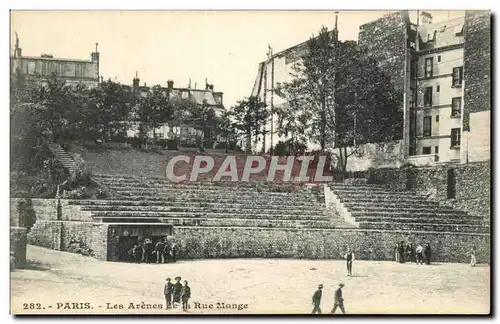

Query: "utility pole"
(269, 44), (275, 156)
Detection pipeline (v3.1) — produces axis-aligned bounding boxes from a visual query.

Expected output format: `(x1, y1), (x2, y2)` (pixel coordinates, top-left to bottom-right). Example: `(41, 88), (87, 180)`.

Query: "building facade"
(10, 34), (100, 89)
(250, 10), (490, 168)
(126, 77), (225, 144)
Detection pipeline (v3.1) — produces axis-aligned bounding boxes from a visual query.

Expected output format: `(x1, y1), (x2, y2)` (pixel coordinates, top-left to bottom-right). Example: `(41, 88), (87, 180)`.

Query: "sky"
(10, 10), (464, 108)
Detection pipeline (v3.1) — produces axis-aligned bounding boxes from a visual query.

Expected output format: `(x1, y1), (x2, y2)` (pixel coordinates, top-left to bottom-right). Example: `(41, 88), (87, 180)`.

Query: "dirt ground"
(10, 245), (490, 315)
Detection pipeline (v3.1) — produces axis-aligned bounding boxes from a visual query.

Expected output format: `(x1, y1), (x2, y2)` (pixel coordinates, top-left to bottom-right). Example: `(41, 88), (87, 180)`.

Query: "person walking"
(415, 243), (424, 265)
(164, 278), (173, 309)
(470, 247), (477, 267)
(331, 283), (346, 314)
(344, 248), (355, 276)
(172, 276), (183, 307)
(311, 284), (323, 314)
(181, 280), (191, 312)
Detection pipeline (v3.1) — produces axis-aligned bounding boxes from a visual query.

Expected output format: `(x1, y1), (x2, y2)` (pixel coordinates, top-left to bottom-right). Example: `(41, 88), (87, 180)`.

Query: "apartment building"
(10, 34), (100, 89)
(410, 13), (466, 163)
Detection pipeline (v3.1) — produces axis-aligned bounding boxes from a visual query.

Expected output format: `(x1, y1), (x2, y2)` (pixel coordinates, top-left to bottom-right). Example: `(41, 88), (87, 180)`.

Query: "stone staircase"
(67, 174), (353, 229)
(48, 143), (78, 173)
(329, 183), (489, 234)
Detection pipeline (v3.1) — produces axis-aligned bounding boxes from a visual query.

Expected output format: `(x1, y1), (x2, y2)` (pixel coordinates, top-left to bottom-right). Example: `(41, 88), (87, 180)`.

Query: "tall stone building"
(10, 33), (100, 89)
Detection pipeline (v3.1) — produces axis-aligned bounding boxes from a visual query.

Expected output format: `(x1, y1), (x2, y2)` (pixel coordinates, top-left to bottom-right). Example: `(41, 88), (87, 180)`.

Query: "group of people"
(312, 283), (346, 314)
(128, 237), (178, 264)
(164, 276), (191, 311)
(395, 242), (431, 265)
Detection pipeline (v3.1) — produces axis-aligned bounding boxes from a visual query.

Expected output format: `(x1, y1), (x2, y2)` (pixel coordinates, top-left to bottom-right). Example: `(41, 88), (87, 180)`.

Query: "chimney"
(133, 71), (140, 90)
(420, 11), (433, 24)
(167, 80), (174, 89)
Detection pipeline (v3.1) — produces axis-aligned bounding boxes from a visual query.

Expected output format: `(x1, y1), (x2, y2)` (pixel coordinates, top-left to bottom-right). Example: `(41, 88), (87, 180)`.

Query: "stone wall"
(463, 10), (491, 131)
(27, 220), (62, 250)
(31, 198), (58, 220)
(369, 162), (490, 217)
(358, 11), (408, 107)
(10, 227), (27, 267)
(173, 226), (489, 264)
(10, 198), (36, 229)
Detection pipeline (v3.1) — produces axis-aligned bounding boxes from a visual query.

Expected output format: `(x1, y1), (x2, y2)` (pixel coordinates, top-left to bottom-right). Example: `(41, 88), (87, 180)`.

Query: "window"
(451, 97), (462, 117)
(435, 146), (439, 154)
(452, 67), (463, 87)
(436, 115), (439, 122)
(423, 146), (431, 154)
(410, 60), (417, 78)
(27, 61), (36, 75)
(424, 87), (433, 107)
(451, 128), (461, 147)
(436, 85), (440, 92)
(438, 55), (441, 62)
(423, 116), (432, 137)
(181, 91), (189, 99)
(425, 57), (433, 78)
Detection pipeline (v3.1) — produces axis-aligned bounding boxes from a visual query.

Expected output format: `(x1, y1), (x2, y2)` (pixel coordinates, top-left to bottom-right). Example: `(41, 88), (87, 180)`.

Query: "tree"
(214, 109), (237, 153)
(276, 26), (403, 175)
(275, 26), (337, 152)
(136, 84), (172, 146)
(230, 96), (268, 153)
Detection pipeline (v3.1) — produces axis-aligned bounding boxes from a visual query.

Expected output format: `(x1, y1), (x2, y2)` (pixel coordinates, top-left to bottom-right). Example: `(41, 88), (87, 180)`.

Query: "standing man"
(311, 284), (323, 314)
(132, 244), (144, 264)
(171, 241), (178, 263)
(424, 243), (432, 265)
(163, 238), (172, 263)
(344, 248), (355, 276)
(415, 243), (424, 265)
(143, 238), (154, 264)
(470, 246), (477, 267)
(398, 241), (405, 263)
(181, 280), (191, 312)
(154, 239), (166, 264)
(331, 283), (346, 314)
(172, 276), (183, 308)
(406, 243), (414, 264)
(164, 278), (173, 309)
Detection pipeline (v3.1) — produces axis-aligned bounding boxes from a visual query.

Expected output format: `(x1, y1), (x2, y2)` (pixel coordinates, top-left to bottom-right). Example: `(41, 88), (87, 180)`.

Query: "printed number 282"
(23, 303), (42, 310)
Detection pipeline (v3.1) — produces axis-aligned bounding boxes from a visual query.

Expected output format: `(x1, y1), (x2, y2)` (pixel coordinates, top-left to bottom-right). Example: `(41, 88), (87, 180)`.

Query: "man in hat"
(311, 284), (323, 314)
(331, 283), (346, 314)
(181, 280), (191, 311)
(164, 278), (174, 309)
(344, 248), (355, 276)
(172, 276), (183, 307)
(154, 239), (166, 264)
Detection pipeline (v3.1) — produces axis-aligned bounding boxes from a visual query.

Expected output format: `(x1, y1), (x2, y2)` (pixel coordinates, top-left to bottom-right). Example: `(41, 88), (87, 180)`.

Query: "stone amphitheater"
(11, 143), (490, 265)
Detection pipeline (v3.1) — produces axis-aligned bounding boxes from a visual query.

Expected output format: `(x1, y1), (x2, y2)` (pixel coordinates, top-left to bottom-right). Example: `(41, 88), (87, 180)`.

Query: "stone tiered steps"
(48, 143), (78, 173)
(330, 183), (489, 234)
(67, 174), (353, 229)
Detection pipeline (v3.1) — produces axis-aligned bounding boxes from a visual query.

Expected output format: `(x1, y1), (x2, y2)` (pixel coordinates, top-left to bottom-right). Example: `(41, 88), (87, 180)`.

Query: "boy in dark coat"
(424, 243), (432, 265)
(164, 278), (173, 309)
(181, 280), (191, 311)
(311, 284), (323, 314)
(172, 276), (183, 306)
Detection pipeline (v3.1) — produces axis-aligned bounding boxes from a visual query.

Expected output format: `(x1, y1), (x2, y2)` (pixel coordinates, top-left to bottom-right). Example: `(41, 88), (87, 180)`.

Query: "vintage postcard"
(9, 10), (491, 315)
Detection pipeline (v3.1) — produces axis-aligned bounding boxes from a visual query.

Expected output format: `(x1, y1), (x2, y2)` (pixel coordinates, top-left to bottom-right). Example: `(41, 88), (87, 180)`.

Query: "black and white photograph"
(8, 8), (491, 315)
